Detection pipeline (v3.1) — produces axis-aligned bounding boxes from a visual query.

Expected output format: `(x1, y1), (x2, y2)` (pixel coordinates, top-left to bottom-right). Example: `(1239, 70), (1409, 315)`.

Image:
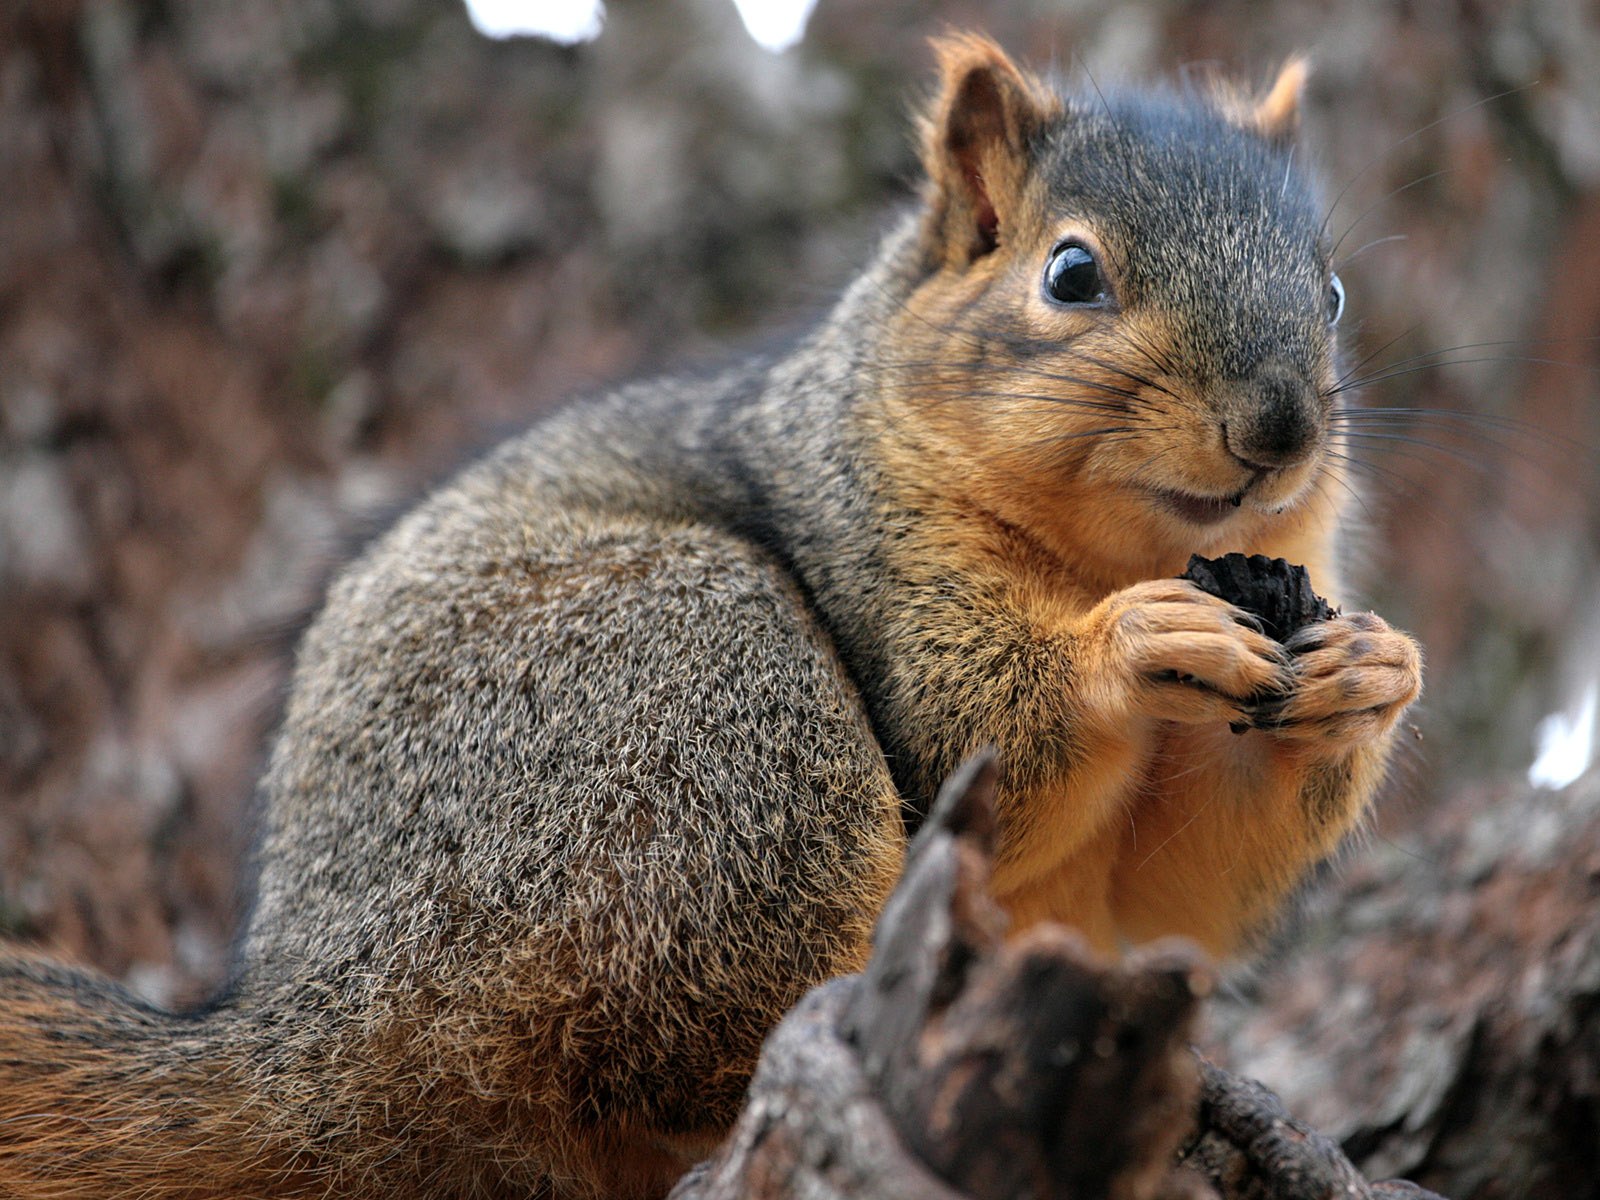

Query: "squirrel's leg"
(1109, 611), (1422, 955)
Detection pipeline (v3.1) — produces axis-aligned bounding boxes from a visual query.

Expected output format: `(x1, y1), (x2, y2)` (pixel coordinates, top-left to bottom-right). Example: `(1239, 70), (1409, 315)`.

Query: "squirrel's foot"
(1097, 579), (1292, 726)
(1250, 612), (1422, 748)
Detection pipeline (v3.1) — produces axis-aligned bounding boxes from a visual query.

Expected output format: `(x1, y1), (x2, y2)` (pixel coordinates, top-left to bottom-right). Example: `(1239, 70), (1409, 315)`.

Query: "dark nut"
(1180, 553), (1337, 646)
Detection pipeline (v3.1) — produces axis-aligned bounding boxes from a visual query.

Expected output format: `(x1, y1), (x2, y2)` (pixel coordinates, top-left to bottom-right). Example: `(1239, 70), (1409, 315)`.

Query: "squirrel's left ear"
(1249, 56), (1309, 145)
(919, 33), (1060, 268)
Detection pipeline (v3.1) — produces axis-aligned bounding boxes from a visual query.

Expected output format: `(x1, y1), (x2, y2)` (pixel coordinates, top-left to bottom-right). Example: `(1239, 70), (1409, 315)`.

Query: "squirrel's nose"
(1223, 366), (1320, 470)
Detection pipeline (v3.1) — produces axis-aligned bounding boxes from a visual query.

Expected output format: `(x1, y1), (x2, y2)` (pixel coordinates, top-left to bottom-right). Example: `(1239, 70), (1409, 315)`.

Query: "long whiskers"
(1331, 354), (1596, 399)
(1329, 169), (1450, 262)
(839, 283), (1186, 424)
(826, 252), (1586, 522)
(858, 361), (1136, 411)
(1318, 83), (1534, 244)
(1332, 321), (1426, 391)
(1335, 233), (1408, 270)
(1332, 427), (1501, 474)
(845, 277), (1178, 417)
(1314, 448), (1383, 522)
(1329, 335), (1599, 396)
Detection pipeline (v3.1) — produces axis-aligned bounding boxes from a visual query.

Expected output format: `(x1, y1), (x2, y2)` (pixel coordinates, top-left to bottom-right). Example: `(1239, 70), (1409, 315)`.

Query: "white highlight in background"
(731, 0), (818, 51)
(461, 0), (818, 52)
(1529, 676), (1598, 790)
(465, 0), (602, 42)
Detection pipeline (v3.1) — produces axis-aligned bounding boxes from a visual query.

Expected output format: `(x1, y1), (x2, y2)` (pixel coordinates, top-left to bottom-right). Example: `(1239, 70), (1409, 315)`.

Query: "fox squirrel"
(0, 34), (1422, 1200)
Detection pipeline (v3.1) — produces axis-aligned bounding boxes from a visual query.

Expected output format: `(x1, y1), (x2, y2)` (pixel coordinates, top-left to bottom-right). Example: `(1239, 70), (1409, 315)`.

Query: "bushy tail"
(0, 952), (297, 1199)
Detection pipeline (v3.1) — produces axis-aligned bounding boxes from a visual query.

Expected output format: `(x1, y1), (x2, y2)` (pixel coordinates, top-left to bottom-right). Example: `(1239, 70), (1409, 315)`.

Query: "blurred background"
(1, 0), (1596, 1035)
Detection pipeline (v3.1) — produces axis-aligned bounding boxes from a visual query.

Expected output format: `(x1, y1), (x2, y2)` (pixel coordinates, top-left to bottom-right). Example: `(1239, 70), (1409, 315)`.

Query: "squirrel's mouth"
(1149, 487), (1247, 526)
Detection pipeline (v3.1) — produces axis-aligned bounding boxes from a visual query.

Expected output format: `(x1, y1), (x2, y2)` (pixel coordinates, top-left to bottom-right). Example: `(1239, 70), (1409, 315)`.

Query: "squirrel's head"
(889, 34), (1343, 578)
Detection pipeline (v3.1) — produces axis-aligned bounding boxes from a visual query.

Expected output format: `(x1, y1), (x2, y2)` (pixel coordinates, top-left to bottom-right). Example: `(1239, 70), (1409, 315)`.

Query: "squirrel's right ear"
(919, 33), (1060, 268)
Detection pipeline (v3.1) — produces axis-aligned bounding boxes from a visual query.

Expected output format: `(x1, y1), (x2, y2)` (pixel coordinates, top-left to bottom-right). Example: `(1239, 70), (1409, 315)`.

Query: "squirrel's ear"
(919, 33), (1059, 267)
(1249, 56), (1309, 145)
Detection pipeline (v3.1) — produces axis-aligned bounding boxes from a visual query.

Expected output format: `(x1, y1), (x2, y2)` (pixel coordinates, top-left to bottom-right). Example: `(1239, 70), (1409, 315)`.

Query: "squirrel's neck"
(682, 216), (940, 689)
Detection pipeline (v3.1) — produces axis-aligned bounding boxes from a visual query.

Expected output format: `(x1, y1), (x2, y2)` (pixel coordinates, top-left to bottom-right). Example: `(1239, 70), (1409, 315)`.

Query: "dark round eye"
(1327, 274), (1345, 326)
(1043, 242), (1107, 306)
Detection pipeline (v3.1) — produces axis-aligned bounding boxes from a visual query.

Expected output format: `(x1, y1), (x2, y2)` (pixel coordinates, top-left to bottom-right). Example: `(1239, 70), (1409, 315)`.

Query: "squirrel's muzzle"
(1221, 362), (1321, 470)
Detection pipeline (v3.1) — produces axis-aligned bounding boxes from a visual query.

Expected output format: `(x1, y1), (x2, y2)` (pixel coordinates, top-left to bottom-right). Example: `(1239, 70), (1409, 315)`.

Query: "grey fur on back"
(232, 222), (933, 1189)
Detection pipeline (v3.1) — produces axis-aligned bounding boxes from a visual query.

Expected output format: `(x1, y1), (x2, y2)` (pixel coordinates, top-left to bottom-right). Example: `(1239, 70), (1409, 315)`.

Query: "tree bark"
(1207, 771), (1600, 1199)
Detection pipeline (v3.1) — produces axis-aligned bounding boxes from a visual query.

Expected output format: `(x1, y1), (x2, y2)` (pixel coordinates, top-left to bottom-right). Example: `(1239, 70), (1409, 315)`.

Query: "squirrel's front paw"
(1252, 612), (1422, 748)
(1096, 579), (1291, 726)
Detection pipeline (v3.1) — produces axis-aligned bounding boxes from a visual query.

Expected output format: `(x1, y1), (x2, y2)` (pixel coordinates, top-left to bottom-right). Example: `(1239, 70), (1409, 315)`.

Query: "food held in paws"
(1180, 553), (1337, 644)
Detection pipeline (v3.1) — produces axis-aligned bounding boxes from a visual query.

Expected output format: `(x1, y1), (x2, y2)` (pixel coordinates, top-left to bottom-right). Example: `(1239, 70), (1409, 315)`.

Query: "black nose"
(1224, 366), (1319, 469)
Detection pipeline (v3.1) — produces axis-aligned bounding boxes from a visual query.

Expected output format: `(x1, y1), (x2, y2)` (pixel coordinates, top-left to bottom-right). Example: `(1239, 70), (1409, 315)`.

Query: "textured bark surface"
(836, 756), (1203, 1200)
(1185, 1062), (1447, 1200)
(1208, 770), (1600, 1199)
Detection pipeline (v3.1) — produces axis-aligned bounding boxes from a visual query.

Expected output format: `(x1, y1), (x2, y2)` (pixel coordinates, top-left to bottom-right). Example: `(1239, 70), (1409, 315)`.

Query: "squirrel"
(0, 33), (1422, 1200)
